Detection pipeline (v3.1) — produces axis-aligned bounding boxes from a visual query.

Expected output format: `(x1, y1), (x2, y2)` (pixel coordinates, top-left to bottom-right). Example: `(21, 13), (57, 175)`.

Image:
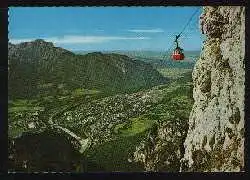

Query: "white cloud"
(9, 35), (151, 45)
(128, 28), (164, 33)
(9, 38), (35, 44)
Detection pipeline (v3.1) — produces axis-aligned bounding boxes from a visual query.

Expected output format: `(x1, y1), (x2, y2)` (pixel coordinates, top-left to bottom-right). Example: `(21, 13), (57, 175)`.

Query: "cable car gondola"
(171, 35), (185, 61)
(162, 8), (200, 62)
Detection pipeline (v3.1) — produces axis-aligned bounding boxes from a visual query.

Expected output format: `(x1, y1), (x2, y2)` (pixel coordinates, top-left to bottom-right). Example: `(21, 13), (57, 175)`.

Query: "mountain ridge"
(8, 39), (168, 99)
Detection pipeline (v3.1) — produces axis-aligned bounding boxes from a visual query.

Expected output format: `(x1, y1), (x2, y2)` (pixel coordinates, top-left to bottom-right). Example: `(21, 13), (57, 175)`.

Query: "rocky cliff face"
(130, 73), (193, 171)
(181, 6), (245, 171)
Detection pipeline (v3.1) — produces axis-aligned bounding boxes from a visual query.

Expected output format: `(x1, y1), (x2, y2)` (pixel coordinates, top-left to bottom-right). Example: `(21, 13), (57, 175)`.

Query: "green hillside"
(8, 40), (168, 99)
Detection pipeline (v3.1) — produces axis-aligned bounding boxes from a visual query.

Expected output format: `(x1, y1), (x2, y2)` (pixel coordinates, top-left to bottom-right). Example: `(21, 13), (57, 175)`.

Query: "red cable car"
(172, 47), (185, 61)
(171, 35), (185, 61)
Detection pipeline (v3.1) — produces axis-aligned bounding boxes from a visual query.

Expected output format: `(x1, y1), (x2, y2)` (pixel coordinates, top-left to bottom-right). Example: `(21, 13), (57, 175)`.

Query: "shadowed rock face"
(8, 130), (104, 172)
(181, 6), (245, 172)
(8, 130), (81, 172)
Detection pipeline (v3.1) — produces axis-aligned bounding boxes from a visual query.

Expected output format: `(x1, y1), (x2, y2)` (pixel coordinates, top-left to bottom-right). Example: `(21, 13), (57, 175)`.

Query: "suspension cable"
(162, 7), (201, 61)
(177, 7), (200, 38)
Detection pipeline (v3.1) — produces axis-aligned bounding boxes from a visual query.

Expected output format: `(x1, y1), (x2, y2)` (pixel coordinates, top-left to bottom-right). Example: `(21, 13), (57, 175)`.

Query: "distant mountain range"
(74, 50), (200, 69)
(8, 40), (168, 99)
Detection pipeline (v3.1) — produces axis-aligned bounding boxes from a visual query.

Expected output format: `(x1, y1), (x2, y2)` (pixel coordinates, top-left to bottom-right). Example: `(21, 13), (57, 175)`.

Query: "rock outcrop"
(130, 74), (193, 171)
(8, 130), (83, 172)
(8, 128), (105, 172)
(132, 118), (188, 171)
(181, 6), (245, 172)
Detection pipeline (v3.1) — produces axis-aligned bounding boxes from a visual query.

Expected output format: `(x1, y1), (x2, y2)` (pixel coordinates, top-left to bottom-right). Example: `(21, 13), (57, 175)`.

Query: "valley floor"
(8, 67), (194, 172)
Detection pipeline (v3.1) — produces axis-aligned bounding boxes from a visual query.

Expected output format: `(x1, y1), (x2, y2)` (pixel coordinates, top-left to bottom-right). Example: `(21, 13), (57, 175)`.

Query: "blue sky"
(9, 7), (203, 51)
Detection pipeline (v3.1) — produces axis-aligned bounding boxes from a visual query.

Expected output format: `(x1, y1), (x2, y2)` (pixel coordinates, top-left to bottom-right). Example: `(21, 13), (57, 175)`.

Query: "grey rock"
(181, 6), (245, 172)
